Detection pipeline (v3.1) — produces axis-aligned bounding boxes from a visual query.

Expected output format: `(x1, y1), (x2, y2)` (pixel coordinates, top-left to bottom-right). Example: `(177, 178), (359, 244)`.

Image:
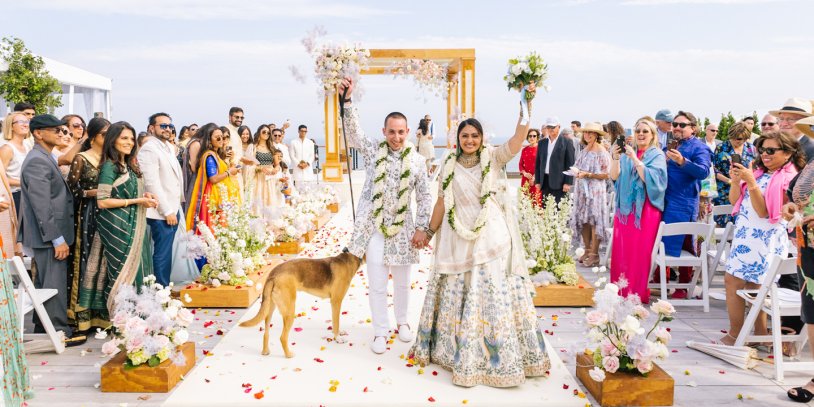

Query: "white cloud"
(22, 0), (402, 20)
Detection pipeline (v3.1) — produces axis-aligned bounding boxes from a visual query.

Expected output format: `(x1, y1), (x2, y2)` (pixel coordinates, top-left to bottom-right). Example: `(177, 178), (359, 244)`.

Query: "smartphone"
(731, 154), (742, 166)
(667, 138), (678, 151)
(225, 146), (233, 153)
(615, 136), (626, 152)
(235, 164), (243, 170)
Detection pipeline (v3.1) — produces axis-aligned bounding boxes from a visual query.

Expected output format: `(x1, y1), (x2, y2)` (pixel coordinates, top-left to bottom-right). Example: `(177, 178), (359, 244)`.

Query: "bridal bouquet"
(584, 283), (676, 382)
(313, 42), (370, 96)
(517, 189), (578, 285)
(504, 51), (549, 100)
(197, 197), (274, 287)
(389, 59), (449, 99)
(100, 276), (193, 368)
(270, 204), (315, 243)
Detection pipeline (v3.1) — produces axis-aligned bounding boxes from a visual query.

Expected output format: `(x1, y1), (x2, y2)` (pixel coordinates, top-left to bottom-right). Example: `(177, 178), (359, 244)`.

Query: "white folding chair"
(9, 256), (65, 354)
(734, 255), (813, 381)
(649, 221), (715, 312)
(706, 222), (734, 287)
(602, 190), (616, 267)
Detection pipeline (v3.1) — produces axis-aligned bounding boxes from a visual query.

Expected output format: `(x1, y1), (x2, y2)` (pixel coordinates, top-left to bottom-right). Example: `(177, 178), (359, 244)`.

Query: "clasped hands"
(411, 230), (430, 249)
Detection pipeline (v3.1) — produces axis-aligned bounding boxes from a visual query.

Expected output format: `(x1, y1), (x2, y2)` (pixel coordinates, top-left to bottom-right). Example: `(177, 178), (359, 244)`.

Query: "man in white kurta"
(289, 125), (317, 186)
(340, 79), (432, 355)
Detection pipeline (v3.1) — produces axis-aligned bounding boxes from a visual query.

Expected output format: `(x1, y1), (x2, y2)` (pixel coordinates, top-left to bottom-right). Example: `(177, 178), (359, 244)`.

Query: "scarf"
(732, 161), (797, 224)
(615, 147), (668, 228)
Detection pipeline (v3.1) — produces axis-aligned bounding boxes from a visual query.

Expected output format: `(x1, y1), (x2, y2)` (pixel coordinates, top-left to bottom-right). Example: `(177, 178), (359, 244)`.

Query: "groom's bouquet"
(503, 51), (549, 100)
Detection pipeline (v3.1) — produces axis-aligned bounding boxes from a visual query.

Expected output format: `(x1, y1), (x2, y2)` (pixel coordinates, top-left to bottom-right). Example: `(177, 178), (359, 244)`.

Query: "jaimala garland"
(442, 146), (493, 240)
(372, 141), (414, 238)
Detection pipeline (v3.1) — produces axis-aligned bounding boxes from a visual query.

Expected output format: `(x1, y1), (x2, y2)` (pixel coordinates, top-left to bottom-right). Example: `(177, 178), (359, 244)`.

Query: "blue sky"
(2, 0), (813, 143)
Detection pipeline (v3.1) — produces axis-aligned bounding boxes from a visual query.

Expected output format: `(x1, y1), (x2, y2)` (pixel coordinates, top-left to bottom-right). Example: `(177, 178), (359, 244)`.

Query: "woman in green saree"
(95, 121), (158, 314)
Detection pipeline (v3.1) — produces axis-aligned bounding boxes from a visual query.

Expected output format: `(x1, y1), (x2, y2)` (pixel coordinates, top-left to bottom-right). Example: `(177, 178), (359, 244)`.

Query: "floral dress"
(570, 149), (611, 244)
(726, 173), (789, 284)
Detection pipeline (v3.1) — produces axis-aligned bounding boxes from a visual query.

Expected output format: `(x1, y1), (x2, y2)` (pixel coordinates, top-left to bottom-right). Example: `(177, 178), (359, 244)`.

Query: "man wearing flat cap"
(18, 114), (85, 346)
(655, 109), (673, 149)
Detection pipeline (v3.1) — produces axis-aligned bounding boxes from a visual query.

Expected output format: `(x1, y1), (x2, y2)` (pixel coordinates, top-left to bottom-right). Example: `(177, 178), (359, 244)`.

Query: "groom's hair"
(383, 112), (408, 127)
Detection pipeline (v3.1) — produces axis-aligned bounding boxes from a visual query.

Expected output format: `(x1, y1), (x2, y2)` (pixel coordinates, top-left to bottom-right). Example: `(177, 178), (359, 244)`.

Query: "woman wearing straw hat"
(570, 122), (611, 266)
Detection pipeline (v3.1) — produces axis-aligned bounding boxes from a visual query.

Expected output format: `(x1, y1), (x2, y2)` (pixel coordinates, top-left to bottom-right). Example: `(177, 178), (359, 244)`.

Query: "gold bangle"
(124, 199), (128, 207)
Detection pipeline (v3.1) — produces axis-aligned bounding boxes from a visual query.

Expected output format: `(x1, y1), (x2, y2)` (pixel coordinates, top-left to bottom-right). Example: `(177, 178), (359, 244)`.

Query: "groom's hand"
(411, 230), (428, 249)
(338, 77), (354, 100)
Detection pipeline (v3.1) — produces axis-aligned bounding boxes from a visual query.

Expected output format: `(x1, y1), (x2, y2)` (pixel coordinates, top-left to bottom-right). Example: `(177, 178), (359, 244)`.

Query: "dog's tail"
(239, 279), (275, 327)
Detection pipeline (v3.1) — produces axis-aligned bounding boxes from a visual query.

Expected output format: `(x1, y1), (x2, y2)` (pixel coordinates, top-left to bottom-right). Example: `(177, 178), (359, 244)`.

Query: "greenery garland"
(442, 146), (493, 241)
(372, 141), (414, 238)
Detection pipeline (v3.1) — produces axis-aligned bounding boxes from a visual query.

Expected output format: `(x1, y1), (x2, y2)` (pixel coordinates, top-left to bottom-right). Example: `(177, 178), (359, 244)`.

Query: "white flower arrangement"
(100, 275), (193, 368)
(313, 42), (370, 97)
(504, 51), (550, 100)
(196, 195), (274, 287)
(583, 283), (676, 380)
(270, 203), (315, 243)
(517, 189), (578, 285)
(389, 59), (449, 100)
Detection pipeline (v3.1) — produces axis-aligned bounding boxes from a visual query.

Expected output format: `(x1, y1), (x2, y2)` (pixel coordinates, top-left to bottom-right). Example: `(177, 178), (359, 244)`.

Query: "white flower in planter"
(575, 247), (585, 258)
(589, 366), (606, 382)
(173, 329), (189, 345)
(211, 278), (222, 288)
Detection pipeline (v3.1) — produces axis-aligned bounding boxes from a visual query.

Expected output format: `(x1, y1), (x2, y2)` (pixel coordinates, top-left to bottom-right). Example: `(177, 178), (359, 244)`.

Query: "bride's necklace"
(457, 152), (479, 168)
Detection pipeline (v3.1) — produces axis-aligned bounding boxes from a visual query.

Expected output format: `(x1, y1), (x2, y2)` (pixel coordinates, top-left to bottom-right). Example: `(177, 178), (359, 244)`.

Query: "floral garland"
(441, 147), (492, 240)
(372, 141), (414, 238)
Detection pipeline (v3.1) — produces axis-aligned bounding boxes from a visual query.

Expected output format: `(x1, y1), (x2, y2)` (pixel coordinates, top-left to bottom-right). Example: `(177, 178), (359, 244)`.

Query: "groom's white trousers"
(366, 232), (411, 337)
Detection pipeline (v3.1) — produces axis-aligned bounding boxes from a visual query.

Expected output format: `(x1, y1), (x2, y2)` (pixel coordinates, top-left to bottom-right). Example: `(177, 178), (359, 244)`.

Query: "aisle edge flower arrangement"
(517, 188), (578, 286)
(99, 276), (193, 369)
(584, 282), (676, 382)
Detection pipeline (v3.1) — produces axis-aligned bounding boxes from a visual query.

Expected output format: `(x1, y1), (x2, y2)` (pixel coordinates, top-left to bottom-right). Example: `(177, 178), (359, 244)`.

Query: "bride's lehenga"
(409, 143), (550, 388)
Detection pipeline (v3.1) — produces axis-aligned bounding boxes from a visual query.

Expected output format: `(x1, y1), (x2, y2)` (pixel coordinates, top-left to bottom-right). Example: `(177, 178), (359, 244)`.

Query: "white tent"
(0, 56), (112, 119)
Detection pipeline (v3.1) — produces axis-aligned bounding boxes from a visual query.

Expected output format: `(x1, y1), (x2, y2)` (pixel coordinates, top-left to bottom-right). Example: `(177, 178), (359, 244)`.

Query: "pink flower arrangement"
(99, 276), (191, 368)
(584, 283), (676, 380)
(389, 59), (449, 100)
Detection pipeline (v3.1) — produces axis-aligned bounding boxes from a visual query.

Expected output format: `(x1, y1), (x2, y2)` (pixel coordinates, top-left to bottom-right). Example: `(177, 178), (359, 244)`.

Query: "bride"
(409, 85), (550, 387)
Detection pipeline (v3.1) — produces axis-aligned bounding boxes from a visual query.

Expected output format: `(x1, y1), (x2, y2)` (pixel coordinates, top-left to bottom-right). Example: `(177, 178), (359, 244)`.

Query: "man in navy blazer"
(534, 117), (575, 203)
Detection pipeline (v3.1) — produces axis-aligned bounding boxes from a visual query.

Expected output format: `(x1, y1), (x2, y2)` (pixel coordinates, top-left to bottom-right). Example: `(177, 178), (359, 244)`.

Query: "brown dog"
(240, 251), (362, 358)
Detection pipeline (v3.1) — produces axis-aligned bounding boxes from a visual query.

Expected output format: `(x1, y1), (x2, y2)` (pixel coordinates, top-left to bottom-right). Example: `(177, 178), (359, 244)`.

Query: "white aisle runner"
(164, 207), (583, 407)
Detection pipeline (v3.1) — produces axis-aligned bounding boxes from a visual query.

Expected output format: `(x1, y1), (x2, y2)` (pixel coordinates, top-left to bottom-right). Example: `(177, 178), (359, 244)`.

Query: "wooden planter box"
(303, 230), (315, 243)
(575, 353), (674, 407)
(101, 342), (196, 393)
(180, 261), (280, 308)
(533, 273), (595, 307)
(312, 213), (332, 230)
(268, 240), (302, 255)
(327, 202), (339, 213)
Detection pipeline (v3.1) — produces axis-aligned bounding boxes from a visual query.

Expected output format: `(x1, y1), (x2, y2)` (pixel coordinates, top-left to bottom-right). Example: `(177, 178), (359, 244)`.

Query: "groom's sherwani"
(343, 105), (431, 266)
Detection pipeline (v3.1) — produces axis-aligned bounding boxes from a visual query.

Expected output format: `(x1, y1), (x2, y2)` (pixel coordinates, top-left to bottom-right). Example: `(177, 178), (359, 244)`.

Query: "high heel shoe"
(583, 254), (600, 267)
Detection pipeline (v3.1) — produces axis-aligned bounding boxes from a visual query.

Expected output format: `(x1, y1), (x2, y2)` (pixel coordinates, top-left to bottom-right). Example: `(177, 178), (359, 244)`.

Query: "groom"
(338, 77), (432, 354)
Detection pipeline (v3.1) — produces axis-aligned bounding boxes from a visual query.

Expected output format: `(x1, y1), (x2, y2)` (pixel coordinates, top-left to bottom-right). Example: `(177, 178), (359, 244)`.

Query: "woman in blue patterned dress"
(712, 122), (757, 226)
(719, 131), (803, 345)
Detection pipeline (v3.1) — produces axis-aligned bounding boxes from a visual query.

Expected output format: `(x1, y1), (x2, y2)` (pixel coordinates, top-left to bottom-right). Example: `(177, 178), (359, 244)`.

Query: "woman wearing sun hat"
(570, 122), (611, 266)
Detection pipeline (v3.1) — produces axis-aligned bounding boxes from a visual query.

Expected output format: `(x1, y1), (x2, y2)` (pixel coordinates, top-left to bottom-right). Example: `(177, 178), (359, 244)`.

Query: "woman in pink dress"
(518, 129), (540, 204)
(609, 119), (668, 303)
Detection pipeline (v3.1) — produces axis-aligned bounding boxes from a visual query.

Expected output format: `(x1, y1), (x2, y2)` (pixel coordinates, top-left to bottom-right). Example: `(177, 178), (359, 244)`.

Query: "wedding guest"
(742, 116), (761, 143)
(96, 121), (158, 314)
(570, 120), (581, 134)
(534, 116), (575, 204)
(662, 110), (712, 299)
(606, 121), (627, 148)
(337, 77), (431, 355)
(268, 148), (290, 207)
(67, 118), (109, 332)
(238, 124), (256, 197)
(409, 87), (551, 387)
(185, 123), (241, 233)
(182, 128), (203, 212)
(782, 117), (814, 402)
(415, 118), (434, 173)
(571, 122), (611, 266)
(0, 158), (17, 259)
(251, 124), (276, 219)
(0, 234), (32, 406)
(760, 114), (778, 135)
(12, 102), (35, 119)
(219, 126), (232, 161)
(720, 131), (801, 346)
(19, 114), (85, 346)
(224, 107), (246, 169)
(271, 127), (291, 168)
(289, 125), (316, 186)
(56, 114), (87, 177)
(772, 98), (814, 162)
(712, 122), (757, 226)
(0, 113), (31, 211)
(654, 109), (673, 149)
(561, 127), (581, 155)
(138, 113), (184, 287)
(609, 119), (668, 304)
(518, 128), (540, 203)
(703, 124), (721, 151)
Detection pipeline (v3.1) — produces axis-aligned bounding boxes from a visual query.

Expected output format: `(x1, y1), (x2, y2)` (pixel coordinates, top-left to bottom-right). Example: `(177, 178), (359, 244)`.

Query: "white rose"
(510, 64), (522, 76)
(575, 247), (585, 258)
(173, 329), (189, 345)
(165, 305), (179, 319)
(620, 315), (644, 335)
(155, 289), (171, 304)
(589, 367), (606, 382)
(234, 268), (246, 277)
(211, 279), (222, 288)
(605, 283), (620, 295)
(217, 272), (230, 281)
(655, 327), (672, 344)
(651, 300), (676, 316)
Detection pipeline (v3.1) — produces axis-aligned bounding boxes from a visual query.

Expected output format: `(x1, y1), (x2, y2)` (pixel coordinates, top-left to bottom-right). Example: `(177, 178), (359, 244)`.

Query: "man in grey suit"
(18, 114), (85, 345)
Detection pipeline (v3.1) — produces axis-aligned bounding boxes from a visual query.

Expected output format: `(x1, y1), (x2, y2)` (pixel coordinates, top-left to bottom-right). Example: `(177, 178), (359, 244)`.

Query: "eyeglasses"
(232, 116), (244, 120)
(47, 128), (69, 135)
(761, 122), (777, 127)
(71, 123), (85, 129)
(158, 123), (175, 130)
(12, 120), (29, 125)
(730, 137), (745, 141)
(708, 129), (718, 133)
(672, 122), (693, 129)
(758, 147), (785, 155)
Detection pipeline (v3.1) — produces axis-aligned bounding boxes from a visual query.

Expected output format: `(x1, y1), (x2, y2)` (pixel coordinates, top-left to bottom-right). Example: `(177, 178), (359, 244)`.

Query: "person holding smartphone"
(712, 122), (757, 226)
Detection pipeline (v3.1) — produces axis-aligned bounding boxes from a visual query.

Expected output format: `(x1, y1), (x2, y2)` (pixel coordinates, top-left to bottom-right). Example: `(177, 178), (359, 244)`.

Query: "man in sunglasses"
(271, 128), (291, 168)
(19, 114), (86, 346)
(138, 112), (184, 287)
(757, 114), (779, 143)
(662, 110), (712, 299)
(770, 97), (814, 163)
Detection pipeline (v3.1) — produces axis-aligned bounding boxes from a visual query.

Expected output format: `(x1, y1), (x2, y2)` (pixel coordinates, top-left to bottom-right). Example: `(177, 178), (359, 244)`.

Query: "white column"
(68, 84), (75, 114)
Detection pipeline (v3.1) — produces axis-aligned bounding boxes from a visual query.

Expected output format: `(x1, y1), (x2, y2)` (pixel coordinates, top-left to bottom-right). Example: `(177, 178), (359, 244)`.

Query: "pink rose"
(125, 336), (144, 353)
(586, 311), (609, 327)
(101, 339), (120, 355)
(602, 356), (620, 373)
(636, 359), (653, 374)
(600, 340), (620, 357)
(633, 305), (650, 319)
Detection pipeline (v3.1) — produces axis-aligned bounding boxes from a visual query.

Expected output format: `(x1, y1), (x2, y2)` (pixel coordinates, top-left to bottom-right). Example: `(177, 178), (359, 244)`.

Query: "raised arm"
(506, 87), (535, 156)
(337, 77), (378, 159)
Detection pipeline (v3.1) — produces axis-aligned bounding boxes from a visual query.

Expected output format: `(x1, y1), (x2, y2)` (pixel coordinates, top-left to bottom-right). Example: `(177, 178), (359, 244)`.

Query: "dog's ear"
(342, 247), (350, 254)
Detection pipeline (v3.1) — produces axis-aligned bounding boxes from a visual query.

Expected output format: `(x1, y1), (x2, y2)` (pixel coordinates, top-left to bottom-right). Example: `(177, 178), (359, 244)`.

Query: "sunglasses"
(189, 127), (198, 132)
(48, 128), (69, 135)
(758, 147), (785, 155)
(708, 129), (718, 133)
(232, 116), (244, 120)
(730, 137), (745, 141)
(761, 122), (777, 127)
(672, 122), (693, 129)
(71, 123), (85, 129)
(158, 123), (175, 130)
(12, 120), (29, 125)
